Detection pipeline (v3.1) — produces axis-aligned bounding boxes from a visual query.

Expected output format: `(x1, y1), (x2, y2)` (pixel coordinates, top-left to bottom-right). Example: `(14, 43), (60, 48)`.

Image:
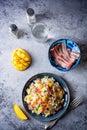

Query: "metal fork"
(45, 96), (83, 130)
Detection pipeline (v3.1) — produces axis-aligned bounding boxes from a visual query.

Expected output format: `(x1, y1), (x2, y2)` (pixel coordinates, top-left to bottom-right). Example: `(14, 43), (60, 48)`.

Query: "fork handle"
(45, 118), (59, 130)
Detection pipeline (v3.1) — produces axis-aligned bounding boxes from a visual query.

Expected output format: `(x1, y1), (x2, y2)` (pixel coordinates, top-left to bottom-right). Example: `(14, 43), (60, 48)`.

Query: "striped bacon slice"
(50, 43), (80, 69)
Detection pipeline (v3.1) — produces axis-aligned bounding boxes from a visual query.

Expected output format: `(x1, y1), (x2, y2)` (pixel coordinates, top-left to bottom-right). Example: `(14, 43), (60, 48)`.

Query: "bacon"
(50, 43), (80, 69)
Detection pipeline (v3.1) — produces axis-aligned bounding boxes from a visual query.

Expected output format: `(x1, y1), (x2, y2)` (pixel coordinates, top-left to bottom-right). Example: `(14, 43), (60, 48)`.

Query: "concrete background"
(0, 0), (87, 130)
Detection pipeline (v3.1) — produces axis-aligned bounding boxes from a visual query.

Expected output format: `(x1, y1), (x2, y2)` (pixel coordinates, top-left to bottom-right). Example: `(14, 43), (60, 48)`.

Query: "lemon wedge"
(13, 103), (28, 120)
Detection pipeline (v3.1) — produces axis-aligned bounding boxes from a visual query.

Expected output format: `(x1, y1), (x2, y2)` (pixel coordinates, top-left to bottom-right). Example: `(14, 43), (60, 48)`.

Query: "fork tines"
(70, 96), (83, 109)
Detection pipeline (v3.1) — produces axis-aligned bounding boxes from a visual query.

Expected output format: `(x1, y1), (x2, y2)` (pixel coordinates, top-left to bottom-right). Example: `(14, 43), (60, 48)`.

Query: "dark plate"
(22, 73), (70, 122)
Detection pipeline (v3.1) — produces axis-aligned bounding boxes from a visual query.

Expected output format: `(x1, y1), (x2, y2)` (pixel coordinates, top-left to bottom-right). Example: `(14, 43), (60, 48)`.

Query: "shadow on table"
(77, 40), (87, 68)
(36, 12), (52, 22)
(18, 29), (30, 39)
(65, 40), (87, 98)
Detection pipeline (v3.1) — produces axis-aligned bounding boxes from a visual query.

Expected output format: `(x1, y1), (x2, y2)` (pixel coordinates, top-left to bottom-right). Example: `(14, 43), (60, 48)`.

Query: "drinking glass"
(31, 22), (49, 43)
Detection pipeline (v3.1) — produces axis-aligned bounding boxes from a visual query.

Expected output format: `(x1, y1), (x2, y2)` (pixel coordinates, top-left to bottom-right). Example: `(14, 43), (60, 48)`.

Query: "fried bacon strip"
(50, 43), (80, 69)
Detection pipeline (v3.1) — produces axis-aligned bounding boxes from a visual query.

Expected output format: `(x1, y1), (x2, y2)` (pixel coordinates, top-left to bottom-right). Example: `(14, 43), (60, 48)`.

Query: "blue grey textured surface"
(0, 0), (87, 130)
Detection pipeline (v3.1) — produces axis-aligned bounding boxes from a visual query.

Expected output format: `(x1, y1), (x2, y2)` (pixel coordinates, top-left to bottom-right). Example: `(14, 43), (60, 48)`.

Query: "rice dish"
(24, 76), (65, 117)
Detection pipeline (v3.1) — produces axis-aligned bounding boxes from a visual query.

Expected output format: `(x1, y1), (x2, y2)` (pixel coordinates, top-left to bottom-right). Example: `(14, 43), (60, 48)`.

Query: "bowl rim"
(48, 38), (81, 71)
(22, 73), (70, 122)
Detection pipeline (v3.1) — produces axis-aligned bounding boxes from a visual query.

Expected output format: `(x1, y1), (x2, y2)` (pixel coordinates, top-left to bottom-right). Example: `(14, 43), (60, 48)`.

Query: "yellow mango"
(42, 96), (47, 101)
(34, 109), (38, 114)
(48, 82), (53, 87)
(59, 90), (63, 99)
(38, 106), (42, 111)
(38, 84), (43, 89)
(11, 48), (31, 71)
